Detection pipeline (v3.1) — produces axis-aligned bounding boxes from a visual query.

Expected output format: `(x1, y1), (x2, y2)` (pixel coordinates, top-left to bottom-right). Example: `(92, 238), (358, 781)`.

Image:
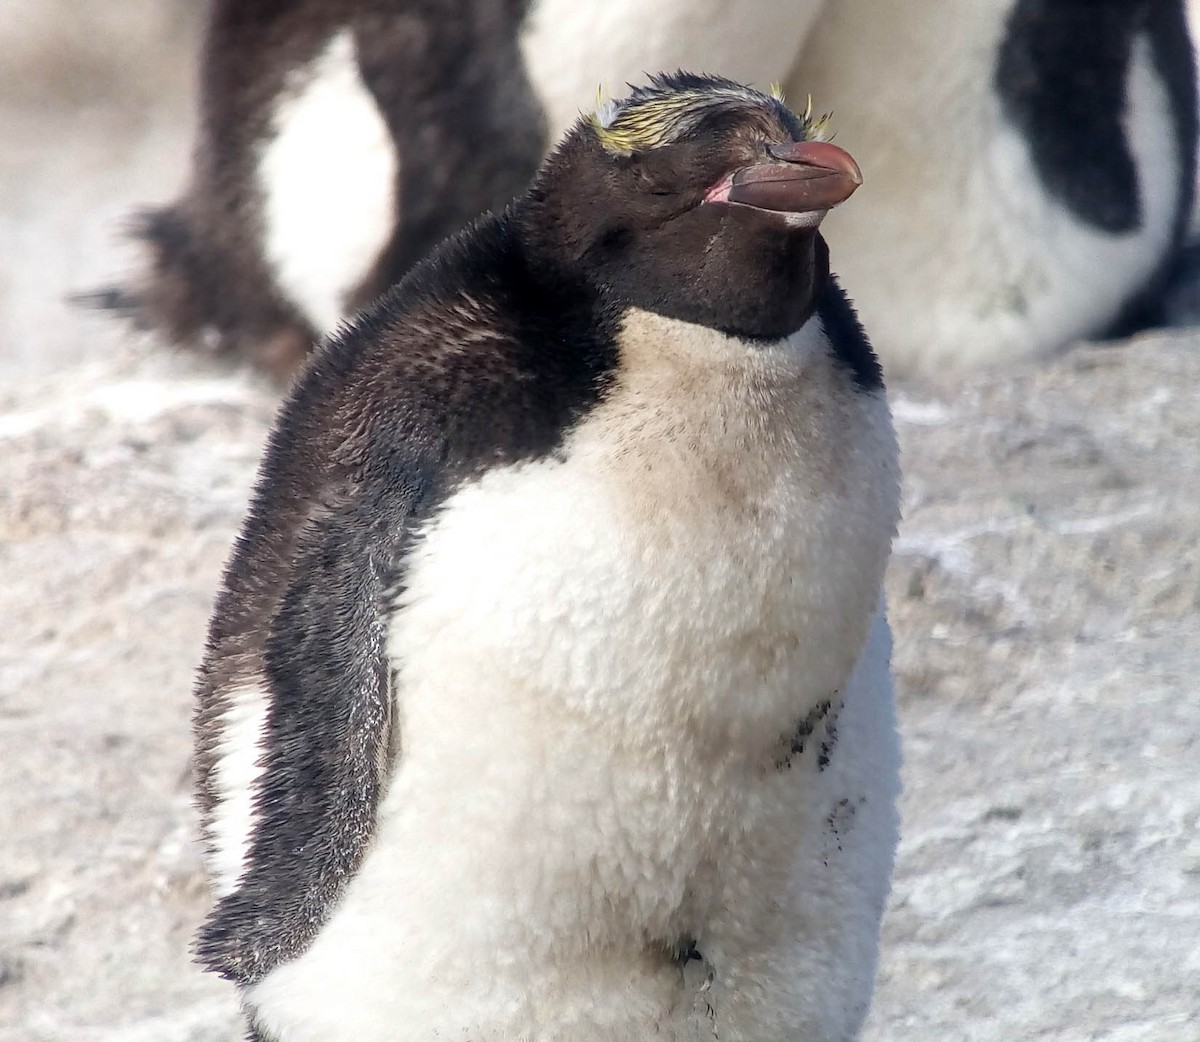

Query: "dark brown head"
(514, 71), (861, 341)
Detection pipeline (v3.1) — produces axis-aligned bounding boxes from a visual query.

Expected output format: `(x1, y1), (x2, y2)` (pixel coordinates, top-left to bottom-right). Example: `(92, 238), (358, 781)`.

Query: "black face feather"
(513, 75), (860, 346)
(815, 259), (884, 393)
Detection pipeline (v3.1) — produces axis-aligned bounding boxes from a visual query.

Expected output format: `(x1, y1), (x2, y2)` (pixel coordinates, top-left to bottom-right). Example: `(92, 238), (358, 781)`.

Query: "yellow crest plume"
(588, 74), (833, 156)
(589, 87), (721, 156)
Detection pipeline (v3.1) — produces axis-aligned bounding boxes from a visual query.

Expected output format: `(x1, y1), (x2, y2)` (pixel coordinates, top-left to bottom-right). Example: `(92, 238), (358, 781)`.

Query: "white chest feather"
(394, 311), (896, 743)
(258, 29), (399, 334)
(248, 311), (901, 1041)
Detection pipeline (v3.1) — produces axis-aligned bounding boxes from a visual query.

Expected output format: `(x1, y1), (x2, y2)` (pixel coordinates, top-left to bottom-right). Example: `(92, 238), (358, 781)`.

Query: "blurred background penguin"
(82, 0), (1199, 381)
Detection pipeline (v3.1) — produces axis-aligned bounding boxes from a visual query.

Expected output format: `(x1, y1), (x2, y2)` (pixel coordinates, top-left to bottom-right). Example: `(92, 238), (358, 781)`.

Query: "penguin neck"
(513, 185), (832, 343)
(587, 223), (830, 343)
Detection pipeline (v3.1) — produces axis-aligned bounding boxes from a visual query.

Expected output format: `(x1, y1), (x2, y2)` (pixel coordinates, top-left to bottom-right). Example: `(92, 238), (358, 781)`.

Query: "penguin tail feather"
(68, 204), (202, 336)
(71, 204), (314, 380)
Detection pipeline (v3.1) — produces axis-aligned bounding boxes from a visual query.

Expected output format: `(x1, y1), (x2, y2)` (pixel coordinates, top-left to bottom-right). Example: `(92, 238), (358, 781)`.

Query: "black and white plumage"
(83, 0), (544, 377)
(89, 0), (1196, 379)
(195, 73), (902, 1041)
(797, 0), (1198, 374)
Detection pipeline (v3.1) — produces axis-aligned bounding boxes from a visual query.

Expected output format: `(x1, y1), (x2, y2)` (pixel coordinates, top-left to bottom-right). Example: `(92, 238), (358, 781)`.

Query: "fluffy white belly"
(247, 613), (899, 1042)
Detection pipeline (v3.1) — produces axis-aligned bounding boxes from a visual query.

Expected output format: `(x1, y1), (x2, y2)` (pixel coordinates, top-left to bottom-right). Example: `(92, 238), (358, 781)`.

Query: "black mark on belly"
(244, 1015), (275, 1042)
(824, 795), (867, 864)
(775, 695), (841, 771)
(817, 699), (842, 772)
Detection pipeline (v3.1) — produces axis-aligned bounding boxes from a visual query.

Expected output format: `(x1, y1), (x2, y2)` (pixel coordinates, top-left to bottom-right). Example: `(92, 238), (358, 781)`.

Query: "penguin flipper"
(192, 209), (616, 985)
(196, 482), (412, 986)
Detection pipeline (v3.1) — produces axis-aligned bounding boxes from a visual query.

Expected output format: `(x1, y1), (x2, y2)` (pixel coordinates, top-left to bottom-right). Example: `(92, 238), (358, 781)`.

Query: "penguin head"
(516, 71), (862, 340)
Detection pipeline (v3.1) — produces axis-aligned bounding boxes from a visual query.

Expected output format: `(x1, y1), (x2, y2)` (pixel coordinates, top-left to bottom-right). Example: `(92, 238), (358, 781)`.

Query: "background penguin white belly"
(519, 0), (826, 135)
(257, 28), (398, 338)
(85, 0), (545, 377)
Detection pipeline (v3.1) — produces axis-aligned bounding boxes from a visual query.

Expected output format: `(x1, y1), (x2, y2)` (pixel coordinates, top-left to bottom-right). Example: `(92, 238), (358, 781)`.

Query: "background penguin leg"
(347, 0), (548, 306)
(80, 0), (340, 378)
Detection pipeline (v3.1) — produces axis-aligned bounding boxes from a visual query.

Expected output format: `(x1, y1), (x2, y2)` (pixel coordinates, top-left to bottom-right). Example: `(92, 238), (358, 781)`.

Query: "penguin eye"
(631, 161), (677, 196)
(630, 147), (690, 196)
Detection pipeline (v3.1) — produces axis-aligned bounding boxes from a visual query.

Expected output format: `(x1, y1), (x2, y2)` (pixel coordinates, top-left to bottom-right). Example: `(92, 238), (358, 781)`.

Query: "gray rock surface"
(876, 343), (1200, 1042)
(3, 4), (1198, 1040)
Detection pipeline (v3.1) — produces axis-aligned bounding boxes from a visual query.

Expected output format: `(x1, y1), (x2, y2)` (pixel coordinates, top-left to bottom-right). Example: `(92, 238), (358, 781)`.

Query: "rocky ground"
(2, 5), (1198, 1041)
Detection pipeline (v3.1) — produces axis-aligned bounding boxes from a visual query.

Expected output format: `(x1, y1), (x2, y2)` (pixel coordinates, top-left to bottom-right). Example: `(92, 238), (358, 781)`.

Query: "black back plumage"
(995, 1), (1198, 335)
